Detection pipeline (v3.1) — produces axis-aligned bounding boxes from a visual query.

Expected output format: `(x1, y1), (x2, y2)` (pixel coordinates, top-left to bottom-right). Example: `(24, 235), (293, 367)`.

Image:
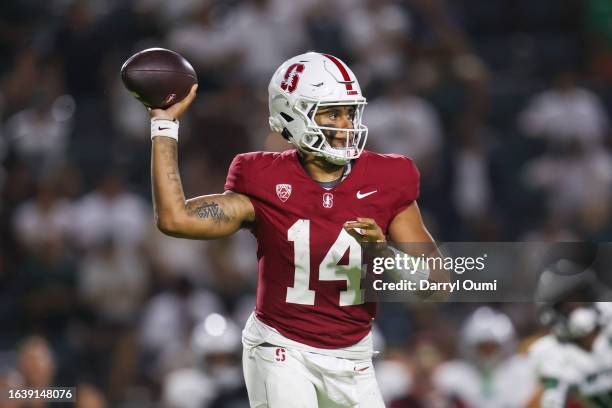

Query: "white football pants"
(243, 344), (386, 408)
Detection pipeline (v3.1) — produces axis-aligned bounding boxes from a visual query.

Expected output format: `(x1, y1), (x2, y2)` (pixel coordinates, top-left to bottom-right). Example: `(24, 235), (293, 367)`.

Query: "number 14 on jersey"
(286, 219), (365, 306)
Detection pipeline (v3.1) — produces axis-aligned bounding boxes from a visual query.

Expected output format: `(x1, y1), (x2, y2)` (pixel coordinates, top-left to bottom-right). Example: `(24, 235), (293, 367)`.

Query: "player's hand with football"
(343, 218), (385, 243)
(149, 83), (198, 121)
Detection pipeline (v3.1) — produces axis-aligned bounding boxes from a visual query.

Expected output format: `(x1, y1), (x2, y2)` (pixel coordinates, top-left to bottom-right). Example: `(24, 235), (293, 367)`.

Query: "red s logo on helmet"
(280, 63), (305, 93)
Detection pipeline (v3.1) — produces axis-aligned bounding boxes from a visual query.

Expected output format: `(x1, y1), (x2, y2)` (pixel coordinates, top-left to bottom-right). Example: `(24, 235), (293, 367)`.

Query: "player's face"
(313, 105), (356, 149)
(476, 340), (502, 357)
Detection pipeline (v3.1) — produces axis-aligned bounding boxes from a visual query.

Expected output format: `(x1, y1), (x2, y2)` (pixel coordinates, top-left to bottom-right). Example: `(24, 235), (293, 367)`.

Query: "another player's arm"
(525, 385), (544, 408)
(150, 85), (255, 239)
(527, 381), (571, 408)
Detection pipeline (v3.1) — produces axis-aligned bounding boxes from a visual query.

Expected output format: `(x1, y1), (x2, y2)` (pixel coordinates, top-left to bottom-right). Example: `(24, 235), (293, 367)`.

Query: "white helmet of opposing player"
(268, 52), (368, 165)
(460, 307), (516, 368)
(190, 313), (242, 390)
(535, 268), (604, 339)
(191, 313), (241, 357)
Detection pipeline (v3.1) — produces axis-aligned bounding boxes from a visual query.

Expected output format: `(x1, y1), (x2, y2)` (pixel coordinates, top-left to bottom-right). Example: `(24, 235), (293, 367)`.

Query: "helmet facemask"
(290, 97), (368, 165)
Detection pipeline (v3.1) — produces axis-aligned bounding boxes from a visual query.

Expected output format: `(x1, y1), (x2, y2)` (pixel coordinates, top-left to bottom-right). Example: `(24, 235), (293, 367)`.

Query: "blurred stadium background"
(1, 0), (611, 406)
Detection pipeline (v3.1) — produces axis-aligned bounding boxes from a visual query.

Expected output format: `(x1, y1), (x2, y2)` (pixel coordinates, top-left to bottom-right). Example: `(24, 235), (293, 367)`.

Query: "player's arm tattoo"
(186, 201), (230, 224)
(158, 139), (233, 224)
(152, 137), (253, 238)
(151, 139), (182, 211)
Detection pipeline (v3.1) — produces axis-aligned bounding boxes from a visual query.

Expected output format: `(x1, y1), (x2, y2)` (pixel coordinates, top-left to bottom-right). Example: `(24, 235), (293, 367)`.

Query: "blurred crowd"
(1, 0), (612, 406)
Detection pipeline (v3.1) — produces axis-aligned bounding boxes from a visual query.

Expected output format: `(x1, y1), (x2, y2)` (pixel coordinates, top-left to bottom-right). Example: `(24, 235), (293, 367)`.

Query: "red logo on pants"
(275, 348), (286, 362)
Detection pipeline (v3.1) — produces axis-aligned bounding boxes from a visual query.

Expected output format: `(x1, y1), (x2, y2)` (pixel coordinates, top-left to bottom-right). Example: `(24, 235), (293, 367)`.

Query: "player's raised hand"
(343, 218), (385, 243)
(150, 84), (198, 120)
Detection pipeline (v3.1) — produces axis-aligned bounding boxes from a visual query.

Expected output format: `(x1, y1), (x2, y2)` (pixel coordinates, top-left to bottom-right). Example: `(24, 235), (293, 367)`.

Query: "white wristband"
(151, 118), (179, 141)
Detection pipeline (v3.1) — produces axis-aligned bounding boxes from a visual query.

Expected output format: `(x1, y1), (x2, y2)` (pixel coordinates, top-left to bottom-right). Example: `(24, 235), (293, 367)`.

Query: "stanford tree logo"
(322, 193), (333, 208)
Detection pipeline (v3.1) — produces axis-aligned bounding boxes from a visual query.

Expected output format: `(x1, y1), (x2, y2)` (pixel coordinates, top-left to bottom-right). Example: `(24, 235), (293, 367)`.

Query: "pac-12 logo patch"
(276, 184), (292, 202)
(323, 192), (333, 208)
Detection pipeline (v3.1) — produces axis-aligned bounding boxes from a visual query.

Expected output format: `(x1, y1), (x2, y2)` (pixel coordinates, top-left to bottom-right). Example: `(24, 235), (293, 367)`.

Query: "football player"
(529, 269), (612, 408)
(433, 306), (537, 407)
(149, 52), (445, 407)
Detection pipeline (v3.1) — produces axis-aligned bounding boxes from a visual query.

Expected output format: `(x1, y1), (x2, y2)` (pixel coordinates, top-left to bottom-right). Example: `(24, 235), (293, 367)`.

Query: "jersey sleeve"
(224, 154), (248, 195)
(390, 156), (420, 219)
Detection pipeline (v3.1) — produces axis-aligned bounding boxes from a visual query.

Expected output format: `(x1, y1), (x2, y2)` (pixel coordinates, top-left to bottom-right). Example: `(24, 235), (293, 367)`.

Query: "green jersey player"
(529, 269), (612, 407)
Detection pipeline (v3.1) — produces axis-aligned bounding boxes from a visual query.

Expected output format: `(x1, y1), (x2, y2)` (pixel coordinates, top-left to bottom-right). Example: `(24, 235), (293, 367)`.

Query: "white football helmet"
(460, 307), (516, 368)
(268, 52), (368, 165)
(535, 268), (603, 339)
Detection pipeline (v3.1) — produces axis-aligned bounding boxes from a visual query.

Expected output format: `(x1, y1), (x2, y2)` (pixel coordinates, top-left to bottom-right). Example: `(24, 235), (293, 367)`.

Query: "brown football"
(120, 48), (197, 109)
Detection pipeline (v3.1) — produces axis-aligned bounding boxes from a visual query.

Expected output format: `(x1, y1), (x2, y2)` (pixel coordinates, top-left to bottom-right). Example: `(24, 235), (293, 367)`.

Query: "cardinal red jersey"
(224, 149), (419, 349)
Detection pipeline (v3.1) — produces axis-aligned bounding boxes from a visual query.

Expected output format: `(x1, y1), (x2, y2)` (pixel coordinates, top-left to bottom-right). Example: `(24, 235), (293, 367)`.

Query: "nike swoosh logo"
(312, 82), (324, 87)
(354, 366), (370, 372)
(356, 190), (377, 199)
(158, 127), (170, 130)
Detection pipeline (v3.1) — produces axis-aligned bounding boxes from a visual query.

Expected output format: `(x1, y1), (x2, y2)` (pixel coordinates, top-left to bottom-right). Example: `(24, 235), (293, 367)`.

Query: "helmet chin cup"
(299, 133), (359, 165)
(320, 150), (351, 165)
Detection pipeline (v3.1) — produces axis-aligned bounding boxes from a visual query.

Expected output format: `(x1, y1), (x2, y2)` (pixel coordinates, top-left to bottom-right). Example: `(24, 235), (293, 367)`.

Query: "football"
(120, 48), (197, 109)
